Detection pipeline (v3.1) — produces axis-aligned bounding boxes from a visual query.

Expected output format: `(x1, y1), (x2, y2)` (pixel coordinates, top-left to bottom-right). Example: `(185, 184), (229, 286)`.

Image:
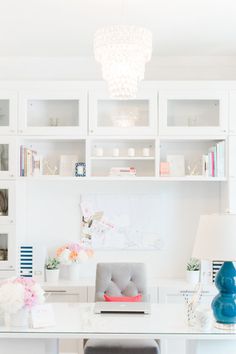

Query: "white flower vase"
(186, 270), (200, 284)
(68, 263), (80, 281)
(5, 308), (29, 327)
(45, 269), (60, 283)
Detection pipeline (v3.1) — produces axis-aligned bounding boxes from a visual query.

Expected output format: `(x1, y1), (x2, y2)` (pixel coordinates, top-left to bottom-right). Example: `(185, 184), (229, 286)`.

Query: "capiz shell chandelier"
(94, 25), (152, 98)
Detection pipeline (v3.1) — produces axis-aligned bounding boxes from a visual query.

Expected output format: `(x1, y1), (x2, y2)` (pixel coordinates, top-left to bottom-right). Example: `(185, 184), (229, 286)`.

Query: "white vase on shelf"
(186, 270), (200, 285)
(68, 263), (80, 281)
(45, 269), (60, 283)
(4, 308), (29, 327)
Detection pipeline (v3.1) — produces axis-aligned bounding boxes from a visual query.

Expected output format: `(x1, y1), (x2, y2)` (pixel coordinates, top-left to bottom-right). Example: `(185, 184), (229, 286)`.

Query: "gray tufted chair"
(84, 262), (160, 354)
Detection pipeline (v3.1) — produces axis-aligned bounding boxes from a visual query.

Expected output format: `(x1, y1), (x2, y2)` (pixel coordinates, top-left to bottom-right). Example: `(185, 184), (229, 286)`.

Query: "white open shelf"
(90, 156), (155, 160)
(19, 138), (86, 178)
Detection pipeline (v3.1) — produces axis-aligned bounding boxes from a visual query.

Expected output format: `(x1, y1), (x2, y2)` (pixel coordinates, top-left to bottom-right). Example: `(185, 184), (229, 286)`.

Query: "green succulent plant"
(45, 257), (60, 270)
(187, 258), (200, 271)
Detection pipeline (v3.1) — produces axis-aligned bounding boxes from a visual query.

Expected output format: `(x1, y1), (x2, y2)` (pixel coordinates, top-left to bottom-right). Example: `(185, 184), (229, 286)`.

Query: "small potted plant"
(45, 257), (60, 283)
(186, 258), (200, 284)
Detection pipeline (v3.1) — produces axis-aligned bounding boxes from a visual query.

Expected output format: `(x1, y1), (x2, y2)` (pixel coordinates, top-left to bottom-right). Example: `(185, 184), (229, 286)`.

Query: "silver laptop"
(94, 301), (151, 314)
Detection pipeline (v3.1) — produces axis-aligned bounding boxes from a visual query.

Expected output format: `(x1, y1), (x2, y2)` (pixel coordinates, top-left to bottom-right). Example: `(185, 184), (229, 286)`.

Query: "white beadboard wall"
(17, 181), (221, 279)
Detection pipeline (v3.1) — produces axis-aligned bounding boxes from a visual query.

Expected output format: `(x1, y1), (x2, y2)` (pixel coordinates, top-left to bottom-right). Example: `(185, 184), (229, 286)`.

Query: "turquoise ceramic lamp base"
(212, 261), (236, 330)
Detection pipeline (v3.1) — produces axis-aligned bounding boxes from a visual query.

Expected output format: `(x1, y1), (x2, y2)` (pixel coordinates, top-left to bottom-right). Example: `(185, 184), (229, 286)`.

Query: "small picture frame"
(75, 162), (86, 177)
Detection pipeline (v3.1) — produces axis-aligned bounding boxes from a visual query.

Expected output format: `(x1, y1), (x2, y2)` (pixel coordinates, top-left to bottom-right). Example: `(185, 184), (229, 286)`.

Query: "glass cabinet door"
(159, 90), (228, 135)
(0, 137), (16, 178)
(19, 90), (87, 135)
(0, 182), (15, 224)
(0, 91), (17, 135)
(89, 87), (157, 136)
(0, 226), (15, 270)
(0, 136), (16, 179)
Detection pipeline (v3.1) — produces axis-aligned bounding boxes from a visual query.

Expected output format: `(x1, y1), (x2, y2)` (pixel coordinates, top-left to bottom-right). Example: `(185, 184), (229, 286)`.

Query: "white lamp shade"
(192, 214), (236, 261)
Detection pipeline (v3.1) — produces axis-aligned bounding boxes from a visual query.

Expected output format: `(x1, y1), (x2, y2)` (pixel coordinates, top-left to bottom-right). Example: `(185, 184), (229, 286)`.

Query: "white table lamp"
(193, 213), (236, 330)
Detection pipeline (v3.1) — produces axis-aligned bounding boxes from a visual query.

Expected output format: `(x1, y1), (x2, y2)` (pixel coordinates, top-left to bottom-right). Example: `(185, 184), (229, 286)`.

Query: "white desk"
(0, 303), (235, 354)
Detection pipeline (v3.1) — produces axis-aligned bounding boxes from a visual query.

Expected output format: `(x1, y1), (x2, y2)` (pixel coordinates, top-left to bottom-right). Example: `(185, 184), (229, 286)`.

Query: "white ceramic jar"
(94, 147), (104, 157)
(112, 148), (120, 157)
(128, 148), (135, 157)
(142, 147), (150, 157)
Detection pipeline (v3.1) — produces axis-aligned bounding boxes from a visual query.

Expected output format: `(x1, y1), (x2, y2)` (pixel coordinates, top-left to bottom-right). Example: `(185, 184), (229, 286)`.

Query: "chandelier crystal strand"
(94, 25), (152, 99)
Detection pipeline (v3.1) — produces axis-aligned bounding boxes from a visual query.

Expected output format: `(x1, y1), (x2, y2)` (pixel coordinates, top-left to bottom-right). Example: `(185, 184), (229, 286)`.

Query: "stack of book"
(202, 141), (225, 177)
(20, 146), (42, 177)
(109, 167), (136, 177)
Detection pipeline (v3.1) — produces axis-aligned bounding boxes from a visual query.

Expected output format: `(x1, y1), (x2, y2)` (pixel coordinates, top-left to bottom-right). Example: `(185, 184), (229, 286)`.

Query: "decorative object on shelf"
(45, 257), (60, 283)
(181, 283), (203, 327)
(112, 148), (120, 157)
(56, 242), (94, 281)
(193, 213), (236, 330)
(94, 147), (104, 157)
(59, 154), (78, 177)
(49, 117), (59, 127)
(201, 141), (225, 178)
(109, 167), (136, 177)
(0, 277), (45, 327)
(160, 162), (170, 177)
(19, 245), (33, 278)
(195, 306), (213, 331)
(186, 258), (200, 284)
(75, 162), (86, 177)
(20, 145), (38, 177)
(43, 160), (58, 176)
(128, 148), (135, 157)
(33, 155), (43, 177)
(0, 189), (8, 216)
(212, 260), (224, 282)
(94, 25), (152, 98)
(142, 147), (150, 157)
(112, 112), (137, 128)
(187, 115), (199, 127)
(81, 206), (105, 242)
(0, 248), (7, 260)
(167, 154), (185, 177)
(186, 159), (202, 176)
(0, 144), (8, 171)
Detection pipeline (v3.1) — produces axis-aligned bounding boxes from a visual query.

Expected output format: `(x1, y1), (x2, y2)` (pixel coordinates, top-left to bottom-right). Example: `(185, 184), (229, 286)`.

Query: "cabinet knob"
(10, 174), (14, 178)
(10, 220), (13, 224)
(90, 130), (94, 134)
(10, 129), (15, 133)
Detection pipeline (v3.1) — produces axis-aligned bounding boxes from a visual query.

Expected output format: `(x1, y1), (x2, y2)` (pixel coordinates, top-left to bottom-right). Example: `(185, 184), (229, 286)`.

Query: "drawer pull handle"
(45, 290), (67, 293)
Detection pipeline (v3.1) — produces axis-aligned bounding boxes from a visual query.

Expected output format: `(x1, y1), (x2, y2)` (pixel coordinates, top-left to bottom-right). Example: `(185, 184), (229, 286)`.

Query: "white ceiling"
(0, 0), (236, 57)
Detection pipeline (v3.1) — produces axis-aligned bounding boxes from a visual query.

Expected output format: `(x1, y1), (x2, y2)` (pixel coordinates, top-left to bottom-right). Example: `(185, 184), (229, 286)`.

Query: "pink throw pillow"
(104, 294), (142, 302)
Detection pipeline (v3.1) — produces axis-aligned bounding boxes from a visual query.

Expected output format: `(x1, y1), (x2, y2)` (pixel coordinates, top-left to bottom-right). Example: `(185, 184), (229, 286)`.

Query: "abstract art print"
(80, 194), (163, 250)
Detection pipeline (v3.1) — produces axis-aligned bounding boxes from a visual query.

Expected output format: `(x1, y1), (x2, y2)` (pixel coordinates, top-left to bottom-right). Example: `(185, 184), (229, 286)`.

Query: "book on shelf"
(202, 141), (225, 177)
(20, 146), (42, 177)
(109, 167), (136, 177)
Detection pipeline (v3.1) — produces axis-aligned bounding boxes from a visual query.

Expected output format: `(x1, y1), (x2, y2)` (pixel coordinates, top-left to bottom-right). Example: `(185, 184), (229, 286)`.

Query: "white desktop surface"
(0, 303), (235, 340)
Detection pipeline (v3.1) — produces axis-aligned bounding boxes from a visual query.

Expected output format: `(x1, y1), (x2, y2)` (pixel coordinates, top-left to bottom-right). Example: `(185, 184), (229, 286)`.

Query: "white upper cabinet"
(159, 90), (228, 136)
(0, 91), (17, 135)
(18, 90), (87, 135)
(229, 91), (236, 135)
(88, 87), (157, 136)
